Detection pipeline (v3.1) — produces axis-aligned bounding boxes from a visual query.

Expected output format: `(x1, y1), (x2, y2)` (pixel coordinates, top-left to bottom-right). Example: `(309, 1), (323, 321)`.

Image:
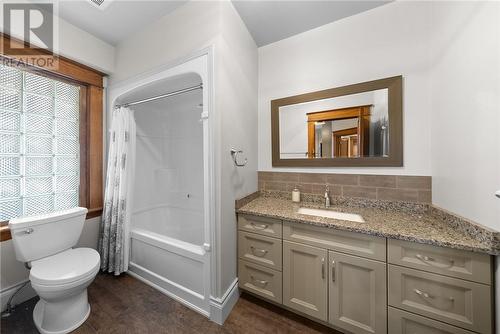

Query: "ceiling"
(232, 1), (390, 47)
(56, 0), (390, 47)
(57, 0), (187, 46)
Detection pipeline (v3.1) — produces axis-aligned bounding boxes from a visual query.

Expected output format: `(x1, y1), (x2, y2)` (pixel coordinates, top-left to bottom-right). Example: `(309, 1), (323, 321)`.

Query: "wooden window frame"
(306, 105), (372, 158)
(0, 33), (105, 241)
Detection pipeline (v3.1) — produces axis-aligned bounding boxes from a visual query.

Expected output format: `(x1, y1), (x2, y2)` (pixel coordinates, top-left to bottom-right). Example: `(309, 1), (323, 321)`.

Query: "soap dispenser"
(292, 186), (301, 203)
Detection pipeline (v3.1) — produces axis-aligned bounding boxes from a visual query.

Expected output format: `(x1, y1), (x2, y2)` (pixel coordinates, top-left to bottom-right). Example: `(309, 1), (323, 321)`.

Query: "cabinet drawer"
(388, 265), (491, 334)
(388, 239), (491, 284)
(238, 260), (282, 304)
(238, 215), (282, 238)
(283, 221), (386, 261)
(388, 307), (476, 334)
(238, 231), (282, 270)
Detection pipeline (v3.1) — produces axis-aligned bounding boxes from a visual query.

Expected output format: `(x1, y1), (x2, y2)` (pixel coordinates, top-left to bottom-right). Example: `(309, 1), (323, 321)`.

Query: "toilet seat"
(30, 248), (100, 287)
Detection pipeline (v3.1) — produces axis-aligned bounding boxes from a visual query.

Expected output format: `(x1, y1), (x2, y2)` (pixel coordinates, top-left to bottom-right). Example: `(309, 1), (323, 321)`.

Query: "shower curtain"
(98, 107), (136, 275)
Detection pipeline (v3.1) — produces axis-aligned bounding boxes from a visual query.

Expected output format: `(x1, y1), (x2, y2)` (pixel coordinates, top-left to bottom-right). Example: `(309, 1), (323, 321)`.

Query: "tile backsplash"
(258, 172), (432, 203)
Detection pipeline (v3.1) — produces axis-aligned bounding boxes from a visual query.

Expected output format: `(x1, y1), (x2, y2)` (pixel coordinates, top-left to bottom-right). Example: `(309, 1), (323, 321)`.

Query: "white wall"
(57, 17), (115, 74)
(0, 3), (115, 74)
(111, 0), (258, 306)
(258, 0), (499, 229)
(111, 1), (221, 83)
(217, 1), (258, 296)
(258, 1), (432, 175)
(430, 1), (500, 232)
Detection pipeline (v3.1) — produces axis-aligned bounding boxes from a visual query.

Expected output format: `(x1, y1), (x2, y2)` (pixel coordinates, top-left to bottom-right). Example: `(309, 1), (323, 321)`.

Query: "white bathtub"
(132, 204), (203, 245)
(128, 205), (210, 315)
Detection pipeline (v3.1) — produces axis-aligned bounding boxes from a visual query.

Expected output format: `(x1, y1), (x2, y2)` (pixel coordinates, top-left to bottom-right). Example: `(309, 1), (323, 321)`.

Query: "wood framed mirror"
(271, 76), (402, 167)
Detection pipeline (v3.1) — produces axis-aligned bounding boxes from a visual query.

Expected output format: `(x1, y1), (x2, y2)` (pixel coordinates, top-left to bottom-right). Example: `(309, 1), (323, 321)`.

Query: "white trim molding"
(209, 278), (240, 325)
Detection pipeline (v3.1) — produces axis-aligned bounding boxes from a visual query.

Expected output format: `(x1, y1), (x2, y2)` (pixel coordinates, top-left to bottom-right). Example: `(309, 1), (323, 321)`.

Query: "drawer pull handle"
(414, 289), (455, 302)
(250, 246), (268, 257)
(250, 222), (268, 230)
(321, 258), (325, 279)
(414, 288), (433, 299)
(416, 254), (454, 267)
(331, 260), (336, 282)
(250, 275), (268, 286)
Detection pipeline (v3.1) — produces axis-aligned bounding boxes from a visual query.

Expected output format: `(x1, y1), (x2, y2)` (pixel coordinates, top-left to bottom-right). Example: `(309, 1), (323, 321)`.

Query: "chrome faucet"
(324, 185), (331, 208)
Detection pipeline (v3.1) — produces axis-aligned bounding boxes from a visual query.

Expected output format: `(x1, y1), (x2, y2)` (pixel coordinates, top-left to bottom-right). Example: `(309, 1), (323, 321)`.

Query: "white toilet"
(9, 207), (100, 334)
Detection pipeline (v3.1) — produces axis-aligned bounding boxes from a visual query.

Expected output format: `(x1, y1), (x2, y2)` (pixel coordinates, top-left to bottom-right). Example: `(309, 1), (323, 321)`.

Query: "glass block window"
(0, 64), (80, 221)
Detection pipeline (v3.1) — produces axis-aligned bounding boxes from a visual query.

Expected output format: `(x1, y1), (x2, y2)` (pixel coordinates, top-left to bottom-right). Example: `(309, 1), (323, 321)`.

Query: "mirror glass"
(279, 89), (389, 159)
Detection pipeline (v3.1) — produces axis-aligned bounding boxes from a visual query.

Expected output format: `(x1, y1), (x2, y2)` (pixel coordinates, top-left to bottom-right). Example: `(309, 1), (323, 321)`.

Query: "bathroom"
(0, 0), (499, 333)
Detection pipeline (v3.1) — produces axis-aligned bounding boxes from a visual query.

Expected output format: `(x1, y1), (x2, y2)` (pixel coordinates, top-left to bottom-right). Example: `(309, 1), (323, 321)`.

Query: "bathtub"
(109, 54), (215, 320)
(128, 205), (211, 316)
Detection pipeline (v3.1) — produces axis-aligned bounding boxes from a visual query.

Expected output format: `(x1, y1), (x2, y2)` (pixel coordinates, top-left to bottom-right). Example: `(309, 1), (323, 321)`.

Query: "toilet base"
(33, 290), (90, 334)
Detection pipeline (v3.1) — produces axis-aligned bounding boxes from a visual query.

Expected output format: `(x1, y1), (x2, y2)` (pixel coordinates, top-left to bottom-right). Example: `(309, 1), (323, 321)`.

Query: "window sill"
(0, 208), (102, 242)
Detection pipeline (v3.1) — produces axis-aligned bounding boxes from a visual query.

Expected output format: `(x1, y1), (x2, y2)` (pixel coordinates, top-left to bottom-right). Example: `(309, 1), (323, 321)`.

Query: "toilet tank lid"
(8, 207), (89, 230)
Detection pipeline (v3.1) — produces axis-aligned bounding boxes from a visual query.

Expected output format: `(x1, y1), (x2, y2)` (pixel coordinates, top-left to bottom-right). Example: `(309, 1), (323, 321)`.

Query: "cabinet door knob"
(331, 260), (336, 282)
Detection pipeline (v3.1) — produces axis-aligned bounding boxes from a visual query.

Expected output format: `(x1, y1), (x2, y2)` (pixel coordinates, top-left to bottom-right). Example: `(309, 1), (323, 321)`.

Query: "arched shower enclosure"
(107, 54), (215, 317)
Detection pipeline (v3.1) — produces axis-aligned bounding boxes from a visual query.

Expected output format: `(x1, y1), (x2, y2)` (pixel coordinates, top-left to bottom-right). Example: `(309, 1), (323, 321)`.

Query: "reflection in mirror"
(279, 89), (389, 159)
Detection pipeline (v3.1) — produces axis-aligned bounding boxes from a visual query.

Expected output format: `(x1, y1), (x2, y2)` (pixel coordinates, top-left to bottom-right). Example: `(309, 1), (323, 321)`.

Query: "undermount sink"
(297, 207), (365, 223)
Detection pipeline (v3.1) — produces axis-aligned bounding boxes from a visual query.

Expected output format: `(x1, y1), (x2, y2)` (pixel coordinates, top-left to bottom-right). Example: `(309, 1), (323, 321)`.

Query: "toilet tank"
(8, 207), (89, 262)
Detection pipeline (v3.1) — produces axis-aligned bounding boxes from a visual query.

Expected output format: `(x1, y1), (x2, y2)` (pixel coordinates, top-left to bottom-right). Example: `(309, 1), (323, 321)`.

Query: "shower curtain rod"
(116, 83), (203, 108)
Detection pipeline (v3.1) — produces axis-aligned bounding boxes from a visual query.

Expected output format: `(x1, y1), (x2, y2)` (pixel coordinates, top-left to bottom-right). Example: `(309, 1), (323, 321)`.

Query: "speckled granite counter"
(236, 192), (500, 255)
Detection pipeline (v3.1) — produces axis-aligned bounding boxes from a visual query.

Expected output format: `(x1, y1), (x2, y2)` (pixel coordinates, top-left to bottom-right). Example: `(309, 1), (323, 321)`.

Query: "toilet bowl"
(30, 248), (100, 334)
(8, 207), (100, 334)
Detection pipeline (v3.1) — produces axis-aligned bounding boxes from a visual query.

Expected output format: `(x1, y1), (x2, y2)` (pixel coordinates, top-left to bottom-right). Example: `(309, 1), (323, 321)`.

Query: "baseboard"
(209, 278), (240, 325)
(128, 263), (210, 317)
(1, 280), (37, 312)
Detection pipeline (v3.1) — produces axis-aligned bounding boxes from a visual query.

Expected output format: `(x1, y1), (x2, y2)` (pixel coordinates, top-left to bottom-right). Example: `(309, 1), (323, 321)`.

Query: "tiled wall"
(258, 172), (432, 203)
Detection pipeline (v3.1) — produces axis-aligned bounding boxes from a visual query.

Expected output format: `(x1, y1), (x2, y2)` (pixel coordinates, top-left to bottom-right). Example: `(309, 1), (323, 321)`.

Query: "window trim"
(0, 33), (105, 241)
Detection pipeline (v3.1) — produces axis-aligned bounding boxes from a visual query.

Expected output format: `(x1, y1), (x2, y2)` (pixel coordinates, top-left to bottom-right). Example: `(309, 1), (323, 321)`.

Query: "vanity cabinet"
(283, 221), (386, 261)
(388, 307), (476, 334)
(237, 214), (493, 334)
(387, 239), (493, 334)
(238, 231), (282, 270)
(238, 215), (282, 238)
(388, 265), (492, 333)
(282, 241), (328, 321)
(238, 215), (284, 304)
(388, 239), (491, 284)
(238, 260), (282, 303)
(328, 251), (387, 334)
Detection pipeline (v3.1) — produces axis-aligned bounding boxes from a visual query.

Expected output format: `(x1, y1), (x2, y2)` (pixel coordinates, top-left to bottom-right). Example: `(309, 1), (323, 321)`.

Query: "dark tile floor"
(1, 273), (339, 333)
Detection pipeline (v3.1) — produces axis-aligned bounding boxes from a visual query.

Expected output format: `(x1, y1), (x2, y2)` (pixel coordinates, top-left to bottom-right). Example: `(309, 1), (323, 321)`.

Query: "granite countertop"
(236, 194), (498, 255)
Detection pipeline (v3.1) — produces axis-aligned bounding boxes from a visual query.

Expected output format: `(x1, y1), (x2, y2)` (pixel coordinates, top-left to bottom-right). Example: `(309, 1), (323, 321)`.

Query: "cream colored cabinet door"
(328, 251), (387, 334)
(283, 240), (328, 321)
